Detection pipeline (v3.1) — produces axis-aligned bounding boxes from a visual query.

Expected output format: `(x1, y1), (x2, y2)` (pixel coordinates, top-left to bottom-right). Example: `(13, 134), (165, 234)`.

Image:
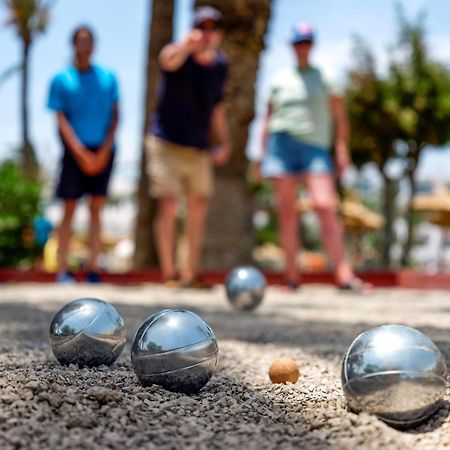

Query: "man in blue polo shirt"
(146, 6), (231, 288)
(47, 25), (119, 283)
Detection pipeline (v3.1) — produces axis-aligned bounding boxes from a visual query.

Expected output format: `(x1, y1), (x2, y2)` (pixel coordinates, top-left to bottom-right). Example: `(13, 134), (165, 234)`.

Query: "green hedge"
(0, 161), (42, 267)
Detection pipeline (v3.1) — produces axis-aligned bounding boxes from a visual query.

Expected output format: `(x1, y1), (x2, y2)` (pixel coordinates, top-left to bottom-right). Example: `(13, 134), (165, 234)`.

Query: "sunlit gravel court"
(0, 283), (449, 449)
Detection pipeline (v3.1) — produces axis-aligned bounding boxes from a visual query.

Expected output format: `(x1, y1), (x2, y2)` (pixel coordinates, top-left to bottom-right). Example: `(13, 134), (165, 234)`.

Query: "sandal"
(162, 278), (179, 289)
(277, 279), (301, 292)
(338, 278), (374, 295)
(178, 278), (213, 290)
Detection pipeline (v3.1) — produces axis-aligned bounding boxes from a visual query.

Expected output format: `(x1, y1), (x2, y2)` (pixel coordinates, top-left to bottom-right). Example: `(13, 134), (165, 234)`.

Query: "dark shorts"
(56, 144), (115, 200)
(261, 132), (334, 177)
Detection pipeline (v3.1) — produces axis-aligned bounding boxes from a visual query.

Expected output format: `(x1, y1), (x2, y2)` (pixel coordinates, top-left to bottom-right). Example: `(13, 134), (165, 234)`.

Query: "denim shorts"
(261, 132), (333, 177)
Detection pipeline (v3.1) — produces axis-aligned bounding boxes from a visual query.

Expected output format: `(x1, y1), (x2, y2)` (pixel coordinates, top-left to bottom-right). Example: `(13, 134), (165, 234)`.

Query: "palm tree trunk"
(401, 164), (419, 267)
(22, 42), (29, 147)
(381, 172), (396, 268)
(195, 0), (272, 269)
(133, 0), (174, 269)
(21, 41), (37, 177)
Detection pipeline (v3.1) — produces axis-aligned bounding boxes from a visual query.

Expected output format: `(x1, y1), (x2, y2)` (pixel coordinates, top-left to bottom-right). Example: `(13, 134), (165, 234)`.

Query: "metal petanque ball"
(131, 309), (218, 394)
(341, 324), (447, 428)
(49, 297), (126, 367)
(225, 266), (266, 311)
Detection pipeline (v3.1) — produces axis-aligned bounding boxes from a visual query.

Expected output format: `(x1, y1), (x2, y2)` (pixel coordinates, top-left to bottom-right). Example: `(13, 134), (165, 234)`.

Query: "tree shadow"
(1, 301), (449, 366)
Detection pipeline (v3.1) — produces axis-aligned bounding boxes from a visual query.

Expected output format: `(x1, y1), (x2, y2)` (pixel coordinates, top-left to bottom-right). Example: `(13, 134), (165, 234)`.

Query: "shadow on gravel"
(0, 302), (334, 450)
(1, 301), (449, 443)
(403, 400), (450, 434)
(1, 301), (449, 366)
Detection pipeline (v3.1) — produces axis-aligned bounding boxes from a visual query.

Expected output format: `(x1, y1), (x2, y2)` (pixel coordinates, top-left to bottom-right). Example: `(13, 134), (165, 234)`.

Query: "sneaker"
(56, 271), (75, 284)
(86, 270), (102, 283)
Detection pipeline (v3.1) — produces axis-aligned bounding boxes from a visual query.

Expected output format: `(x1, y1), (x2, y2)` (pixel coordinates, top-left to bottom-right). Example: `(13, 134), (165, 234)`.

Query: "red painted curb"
(1, 269), (447, 289)
(0, 268), (398, 287)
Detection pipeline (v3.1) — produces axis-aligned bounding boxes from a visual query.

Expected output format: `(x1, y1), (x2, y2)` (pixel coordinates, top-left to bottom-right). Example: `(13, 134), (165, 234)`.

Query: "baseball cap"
(291, 22), (315, 44)
(193, 6), (223, 28)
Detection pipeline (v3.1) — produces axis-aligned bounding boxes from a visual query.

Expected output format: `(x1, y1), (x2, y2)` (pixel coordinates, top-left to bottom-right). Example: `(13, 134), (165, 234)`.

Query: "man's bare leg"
(181, 194), (209, 283)
(154, 197), (178, 281)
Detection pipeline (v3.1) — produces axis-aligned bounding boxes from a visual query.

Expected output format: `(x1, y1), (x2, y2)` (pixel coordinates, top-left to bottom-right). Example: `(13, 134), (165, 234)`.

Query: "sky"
(1, 0), (450, 194)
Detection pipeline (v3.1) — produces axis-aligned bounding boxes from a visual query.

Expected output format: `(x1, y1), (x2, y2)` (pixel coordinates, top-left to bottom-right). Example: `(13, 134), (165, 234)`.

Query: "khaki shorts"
(145, 135), (214, 198)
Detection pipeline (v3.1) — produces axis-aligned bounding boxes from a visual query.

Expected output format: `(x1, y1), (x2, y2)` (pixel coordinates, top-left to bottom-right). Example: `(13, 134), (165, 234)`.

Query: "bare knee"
(89, 196), (106, 217)
(61, 200), (77, 223)
(314, 202), (338, 220)
(188, 195), (208, 208)
(276, 196), (298, 222)
(156, 198), (178, 221)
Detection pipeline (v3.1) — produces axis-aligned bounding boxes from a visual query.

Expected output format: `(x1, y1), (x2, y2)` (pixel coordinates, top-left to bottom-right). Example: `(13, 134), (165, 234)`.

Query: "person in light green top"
(268, 66), (341, 149)
(253, 22), (372, 294)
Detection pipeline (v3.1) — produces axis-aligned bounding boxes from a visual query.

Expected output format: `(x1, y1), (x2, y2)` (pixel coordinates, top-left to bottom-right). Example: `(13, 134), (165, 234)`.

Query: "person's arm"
(260, 103), (272, 159)
(56, 112), (97, 175)
(159, 29), (203, 72)
(330, 95), (351, 178)
(49, 75), (97, 175)
(94, 103), (119, 172)
(210, 103), (231, 166)
(249, 103), (272, 181)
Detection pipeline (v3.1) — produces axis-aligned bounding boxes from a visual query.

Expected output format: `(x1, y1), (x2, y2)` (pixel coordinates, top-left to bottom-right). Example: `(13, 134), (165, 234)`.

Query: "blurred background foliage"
(0, 161), (42, 267)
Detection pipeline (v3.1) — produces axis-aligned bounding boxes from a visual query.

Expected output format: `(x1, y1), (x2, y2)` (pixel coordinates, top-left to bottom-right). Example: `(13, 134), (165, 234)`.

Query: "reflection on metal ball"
(225, 266), (266, 311)
(131, 309), (218, 394)
(341, 324), (447, 428)
(49, 297), (126, 367)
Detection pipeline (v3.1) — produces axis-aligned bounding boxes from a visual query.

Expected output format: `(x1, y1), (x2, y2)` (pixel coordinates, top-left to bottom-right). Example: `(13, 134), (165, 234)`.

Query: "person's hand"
(248, 160), (263, 183)
(92, 146), (112, 174)
(74, 148), (98, 175)
(75, 146), (110, 176)
(335, 141), (351, 179)
(211, 144), (231, 166)
(183, 29), (204, 53)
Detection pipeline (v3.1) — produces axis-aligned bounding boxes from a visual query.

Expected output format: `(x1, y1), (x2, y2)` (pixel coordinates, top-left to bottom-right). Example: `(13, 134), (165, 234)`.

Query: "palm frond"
(0, 63), (21, 88)
(3, 0), (56, 44)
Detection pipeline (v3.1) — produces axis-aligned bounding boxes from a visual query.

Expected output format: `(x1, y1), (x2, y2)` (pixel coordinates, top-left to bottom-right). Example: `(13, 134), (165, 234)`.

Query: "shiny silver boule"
(131, 309), (218, 394)
(49, 297), (125, 367)
(225, 266), (266, 311)
(341, 324), (447, 428)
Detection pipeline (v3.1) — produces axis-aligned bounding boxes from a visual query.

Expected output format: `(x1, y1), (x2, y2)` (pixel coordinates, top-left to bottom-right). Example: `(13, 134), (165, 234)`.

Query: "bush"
(0, 161), (42, 268)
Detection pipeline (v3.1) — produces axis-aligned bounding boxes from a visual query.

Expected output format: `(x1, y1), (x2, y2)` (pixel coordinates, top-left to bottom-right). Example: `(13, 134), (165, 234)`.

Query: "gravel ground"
(0, 283), (449, 450)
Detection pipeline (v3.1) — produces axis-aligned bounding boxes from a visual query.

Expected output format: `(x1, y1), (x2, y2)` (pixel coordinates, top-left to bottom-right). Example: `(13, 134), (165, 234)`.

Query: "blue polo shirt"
(150, 53), (228, 150)
(47, 64), (119, 147)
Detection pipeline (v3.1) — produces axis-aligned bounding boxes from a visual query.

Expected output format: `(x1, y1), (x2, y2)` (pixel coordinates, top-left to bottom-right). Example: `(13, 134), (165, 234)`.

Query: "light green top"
(268, 66), (342, 149)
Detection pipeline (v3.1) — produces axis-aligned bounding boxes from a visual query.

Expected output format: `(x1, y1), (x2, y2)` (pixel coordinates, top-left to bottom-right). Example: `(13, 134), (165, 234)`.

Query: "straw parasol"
(412, 185), (450, 269)
(297, 194), (383, 266)
(412, 185), (450, 215)
(340, 199), (384, 231)
(297, 196), (384, 231)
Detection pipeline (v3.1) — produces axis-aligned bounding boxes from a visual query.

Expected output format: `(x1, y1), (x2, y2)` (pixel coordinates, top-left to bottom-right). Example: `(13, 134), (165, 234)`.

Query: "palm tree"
(4, 0), (53, 176)
(195, 0), (272, 268)
(133, 0), (174, 268)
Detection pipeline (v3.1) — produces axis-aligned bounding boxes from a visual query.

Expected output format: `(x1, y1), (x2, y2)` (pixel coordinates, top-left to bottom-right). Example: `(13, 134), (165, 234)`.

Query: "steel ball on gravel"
(49, 297), (126, 367)
(341, 324), (448, 428)
(225, 266), (266, 311)
(131, 309), (219, 394)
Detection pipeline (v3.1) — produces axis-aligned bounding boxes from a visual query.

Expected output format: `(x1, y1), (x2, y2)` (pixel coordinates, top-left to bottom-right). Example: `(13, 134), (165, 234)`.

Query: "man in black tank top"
(146, 6), (231, 288)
